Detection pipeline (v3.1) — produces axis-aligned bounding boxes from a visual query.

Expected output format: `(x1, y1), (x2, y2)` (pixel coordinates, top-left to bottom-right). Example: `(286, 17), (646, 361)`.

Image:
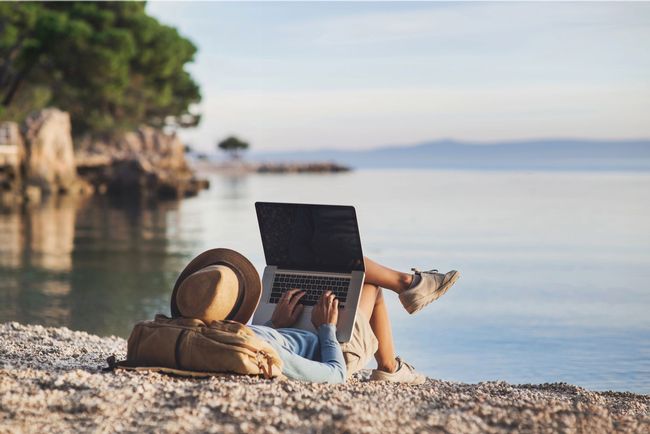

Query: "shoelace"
(411, 267), (438, 275)
(395, 356), (416, 373)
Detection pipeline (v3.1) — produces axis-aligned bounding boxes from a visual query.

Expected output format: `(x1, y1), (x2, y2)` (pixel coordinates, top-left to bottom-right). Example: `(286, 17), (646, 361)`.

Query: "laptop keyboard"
(270, 273), (350, 308)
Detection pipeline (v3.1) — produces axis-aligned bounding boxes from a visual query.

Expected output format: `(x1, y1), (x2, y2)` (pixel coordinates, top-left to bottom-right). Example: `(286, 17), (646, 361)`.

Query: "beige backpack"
(106, 314), (283, 379)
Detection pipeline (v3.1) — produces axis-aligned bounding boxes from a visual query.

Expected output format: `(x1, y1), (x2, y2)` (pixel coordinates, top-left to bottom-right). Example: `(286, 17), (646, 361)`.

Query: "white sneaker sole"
(403, 270), (460, 314)
(369, 370), (427, 385)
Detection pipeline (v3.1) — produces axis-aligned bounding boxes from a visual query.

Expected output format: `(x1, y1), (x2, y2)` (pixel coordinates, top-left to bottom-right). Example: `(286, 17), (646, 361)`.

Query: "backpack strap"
(174, 329), (189, 370)
(103, 354), (139, 372)
(256, 351), (276, 379)
(103, 354), (216, 377)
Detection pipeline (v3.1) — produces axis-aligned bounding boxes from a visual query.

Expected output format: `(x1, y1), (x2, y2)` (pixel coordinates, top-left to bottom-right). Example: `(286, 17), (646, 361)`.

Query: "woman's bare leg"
(357, 283), (398, 373)
(363, 256), (413, 294)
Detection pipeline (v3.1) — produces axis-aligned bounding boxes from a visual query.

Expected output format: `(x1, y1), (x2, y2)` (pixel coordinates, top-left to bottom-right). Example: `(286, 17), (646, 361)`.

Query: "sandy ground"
(0, 322), (648, 434)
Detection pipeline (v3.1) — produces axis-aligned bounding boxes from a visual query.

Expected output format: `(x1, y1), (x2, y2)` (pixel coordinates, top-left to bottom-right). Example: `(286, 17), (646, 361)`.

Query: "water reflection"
(221, 173), (248, 200)
(29, 196), (79, 272)
(0, 197), (80, 329)
(0, 196), (80, 272)
(0, 211), (24, 269)
(0, 195), (195, 336)
(1, 170), (649, 393)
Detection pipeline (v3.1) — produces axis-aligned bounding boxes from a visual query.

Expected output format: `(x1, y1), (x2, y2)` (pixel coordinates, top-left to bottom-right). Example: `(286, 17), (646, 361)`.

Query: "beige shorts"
(339, 311), (378, 377)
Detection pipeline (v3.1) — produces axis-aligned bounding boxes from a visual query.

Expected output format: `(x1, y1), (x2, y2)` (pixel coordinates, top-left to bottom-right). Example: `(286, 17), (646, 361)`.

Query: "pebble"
(0, 322), (648, 433)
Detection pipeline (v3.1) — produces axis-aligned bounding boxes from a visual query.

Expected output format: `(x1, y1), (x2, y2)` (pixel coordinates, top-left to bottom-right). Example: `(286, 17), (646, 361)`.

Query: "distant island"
(192, 159), (351, 174)
(248, 138), (650, 171)
(208, 135), (351, 174)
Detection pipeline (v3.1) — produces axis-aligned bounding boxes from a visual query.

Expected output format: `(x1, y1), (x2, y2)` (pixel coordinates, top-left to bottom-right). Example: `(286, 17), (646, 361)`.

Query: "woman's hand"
(311, 290), (339, 329)
(270, 289), (305, 328)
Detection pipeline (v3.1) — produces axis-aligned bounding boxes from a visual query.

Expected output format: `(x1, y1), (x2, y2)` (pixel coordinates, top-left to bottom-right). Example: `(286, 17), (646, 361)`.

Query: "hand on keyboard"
(269, 289), (305, 328)
(269, 273), (350, 309)
(311, 290), (339, 329)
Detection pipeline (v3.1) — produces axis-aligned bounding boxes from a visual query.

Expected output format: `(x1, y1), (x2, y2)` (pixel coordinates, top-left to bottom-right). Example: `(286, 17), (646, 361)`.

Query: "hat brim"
(171, 248), (261, 324)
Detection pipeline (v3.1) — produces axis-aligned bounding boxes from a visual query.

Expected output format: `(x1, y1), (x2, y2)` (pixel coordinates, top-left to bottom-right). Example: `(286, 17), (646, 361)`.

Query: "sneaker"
(369, 357), (426, 384)
(399, 268), (460, 314)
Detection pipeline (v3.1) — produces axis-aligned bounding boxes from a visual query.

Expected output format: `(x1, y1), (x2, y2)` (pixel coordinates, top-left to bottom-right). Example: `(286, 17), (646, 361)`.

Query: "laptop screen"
(255, 202), (365, 273)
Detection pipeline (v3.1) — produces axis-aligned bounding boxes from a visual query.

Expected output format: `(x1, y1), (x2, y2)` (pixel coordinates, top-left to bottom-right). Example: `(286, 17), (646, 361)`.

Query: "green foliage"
(217, 136), (250, 160)
(0, 85), (51, 121)
(0, 2), (201, 136)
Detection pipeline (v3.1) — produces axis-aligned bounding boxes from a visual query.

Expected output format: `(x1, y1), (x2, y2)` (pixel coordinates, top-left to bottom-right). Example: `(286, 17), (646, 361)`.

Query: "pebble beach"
(1, 322), (648, 434)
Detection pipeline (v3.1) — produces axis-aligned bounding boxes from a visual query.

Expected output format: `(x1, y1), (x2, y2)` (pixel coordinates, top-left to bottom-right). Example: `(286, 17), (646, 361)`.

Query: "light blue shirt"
(249, 323), (346, 384)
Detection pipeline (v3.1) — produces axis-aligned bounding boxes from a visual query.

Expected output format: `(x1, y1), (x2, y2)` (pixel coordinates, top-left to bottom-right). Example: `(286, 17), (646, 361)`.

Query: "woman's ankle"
(377, 358), (398, 373)
(397, 273), (413, 293)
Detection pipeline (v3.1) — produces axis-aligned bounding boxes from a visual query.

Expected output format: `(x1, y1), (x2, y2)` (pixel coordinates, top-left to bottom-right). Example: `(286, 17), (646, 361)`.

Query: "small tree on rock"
(217, 136), (249, 160)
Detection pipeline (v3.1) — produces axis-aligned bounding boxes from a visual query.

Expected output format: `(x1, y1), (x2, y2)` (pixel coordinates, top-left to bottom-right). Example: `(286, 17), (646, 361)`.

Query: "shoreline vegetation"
(0, 107), (349, 209)
(1, 322), (648, 433)
(0, 3), (351, 208)
(1, 2), (205, 204)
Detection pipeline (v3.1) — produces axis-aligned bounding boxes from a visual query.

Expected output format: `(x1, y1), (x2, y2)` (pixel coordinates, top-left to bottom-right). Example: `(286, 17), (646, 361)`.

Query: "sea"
(1, 169), (649, 393)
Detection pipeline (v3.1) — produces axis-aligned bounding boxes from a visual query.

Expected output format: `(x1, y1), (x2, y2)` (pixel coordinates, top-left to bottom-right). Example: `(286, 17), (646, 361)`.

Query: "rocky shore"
(255, 162), (350, 174)
(192, 160), (351, 175)
(1, 323), (648, 433)
(0, 108), (209, 206)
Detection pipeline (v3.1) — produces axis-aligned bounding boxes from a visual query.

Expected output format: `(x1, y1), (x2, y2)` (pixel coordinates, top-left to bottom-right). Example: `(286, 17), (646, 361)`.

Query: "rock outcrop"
(0, 121), (25, 199)
(256, 161), (350, 173)
(22, 109), (78, 194)
(1, 109), (91, 205)
(194, 160), (352, 174)
(0, 108), (208, 204)
(76, 126), (208, 199)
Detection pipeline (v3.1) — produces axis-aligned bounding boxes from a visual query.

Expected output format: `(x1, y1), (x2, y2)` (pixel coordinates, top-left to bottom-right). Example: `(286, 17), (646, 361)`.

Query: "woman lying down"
(170, 248), (460, 384)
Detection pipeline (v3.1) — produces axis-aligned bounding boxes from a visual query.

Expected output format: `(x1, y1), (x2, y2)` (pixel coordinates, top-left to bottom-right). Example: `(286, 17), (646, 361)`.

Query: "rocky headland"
(1, 322), (648, 433)
(0, 108), (209, 206)
(75, 125), (209, 200)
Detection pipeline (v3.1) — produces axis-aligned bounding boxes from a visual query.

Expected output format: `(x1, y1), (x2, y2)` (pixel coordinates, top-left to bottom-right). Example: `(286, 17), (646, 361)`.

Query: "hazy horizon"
(247, 136), (650, 155)
(148, 1), (650, 153)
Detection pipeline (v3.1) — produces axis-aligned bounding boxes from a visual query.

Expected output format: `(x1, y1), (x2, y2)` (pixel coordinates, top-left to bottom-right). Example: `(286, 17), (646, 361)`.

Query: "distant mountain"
(248, 139), (650, 171)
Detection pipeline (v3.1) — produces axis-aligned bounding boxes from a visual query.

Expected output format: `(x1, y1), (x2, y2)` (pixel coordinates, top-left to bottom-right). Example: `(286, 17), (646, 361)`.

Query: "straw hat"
(170, 248), (261, 324)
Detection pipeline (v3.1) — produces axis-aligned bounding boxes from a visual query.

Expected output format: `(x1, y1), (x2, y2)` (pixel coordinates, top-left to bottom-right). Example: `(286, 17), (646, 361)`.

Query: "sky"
(147, 1), (650, 152)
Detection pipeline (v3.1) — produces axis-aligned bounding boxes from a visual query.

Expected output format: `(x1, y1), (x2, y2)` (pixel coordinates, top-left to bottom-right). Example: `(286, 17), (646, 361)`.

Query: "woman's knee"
(358, 283), (380, 317)
(374, 286), (384, 306)
(362, 282), (380, 297)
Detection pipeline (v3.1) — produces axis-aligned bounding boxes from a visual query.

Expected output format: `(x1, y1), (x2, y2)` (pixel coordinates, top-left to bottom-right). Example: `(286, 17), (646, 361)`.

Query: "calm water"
(1, 169), (649, 393)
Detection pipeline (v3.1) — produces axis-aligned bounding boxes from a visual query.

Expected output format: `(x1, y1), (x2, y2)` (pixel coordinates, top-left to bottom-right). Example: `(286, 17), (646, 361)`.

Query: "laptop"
(251, 202), (365, 342)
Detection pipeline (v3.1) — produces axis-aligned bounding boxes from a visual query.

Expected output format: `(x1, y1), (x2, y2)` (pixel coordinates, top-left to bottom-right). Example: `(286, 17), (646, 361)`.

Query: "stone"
(0, 190), (22, 207)
(23, 108), (78, 194)
(76, 126), (207, 200)
(1, 108), (208, 202)
(0, 121), (26, 194)
(24, 185), (42, 203)
(66, 178), (95, 196)
(3, 320), (648, 434)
